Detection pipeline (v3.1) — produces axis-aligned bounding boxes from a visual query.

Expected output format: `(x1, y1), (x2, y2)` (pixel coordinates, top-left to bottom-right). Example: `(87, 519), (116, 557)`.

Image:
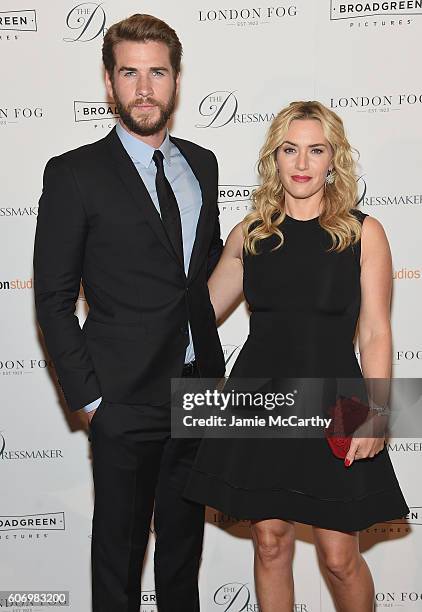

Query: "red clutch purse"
(325, 395), (369, 459)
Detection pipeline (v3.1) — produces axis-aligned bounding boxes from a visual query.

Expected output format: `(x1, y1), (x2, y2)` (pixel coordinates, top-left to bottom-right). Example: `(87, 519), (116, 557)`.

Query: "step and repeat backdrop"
(1, 1), (422, 610)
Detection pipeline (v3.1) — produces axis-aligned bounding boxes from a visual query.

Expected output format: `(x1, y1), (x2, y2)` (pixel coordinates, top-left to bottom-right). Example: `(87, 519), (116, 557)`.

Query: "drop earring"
(325, 169), (336, 185)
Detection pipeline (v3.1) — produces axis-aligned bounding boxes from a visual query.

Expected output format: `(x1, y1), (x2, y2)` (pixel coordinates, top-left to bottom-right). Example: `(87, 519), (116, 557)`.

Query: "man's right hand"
(87, 409), (97, 424)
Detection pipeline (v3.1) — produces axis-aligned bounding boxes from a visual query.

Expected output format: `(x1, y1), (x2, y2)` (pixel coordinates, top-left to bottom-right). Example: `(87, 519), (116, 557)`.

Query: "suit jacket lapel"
(170, 136), (213, 282)
(105, 127), (181, 266)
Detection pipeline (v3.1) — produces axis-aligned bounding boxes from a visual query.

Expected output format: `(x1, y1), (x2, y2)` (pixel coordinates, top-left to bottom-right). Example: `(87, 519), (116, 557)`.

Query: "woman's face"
(276, 119), (333, 202)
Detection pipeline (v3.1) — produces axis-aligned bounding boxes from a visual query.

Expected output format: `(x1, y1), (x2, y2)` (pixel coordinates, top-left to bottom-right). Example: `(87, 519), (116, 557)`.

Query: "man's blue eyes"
(123, 71), (164, 77)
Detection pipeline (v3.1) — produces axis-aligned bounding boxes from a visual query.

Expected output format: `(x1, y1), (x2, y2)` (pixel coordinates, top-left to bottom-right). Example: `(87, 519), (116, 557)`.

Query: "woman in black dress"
(184, 101), (409, 611)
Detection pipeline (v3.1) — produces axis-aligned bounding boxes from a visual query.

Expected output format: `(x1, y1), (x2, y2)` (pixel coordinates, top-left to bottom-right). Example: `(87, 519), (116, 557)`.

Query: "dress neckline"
(284, 212), (320, 224)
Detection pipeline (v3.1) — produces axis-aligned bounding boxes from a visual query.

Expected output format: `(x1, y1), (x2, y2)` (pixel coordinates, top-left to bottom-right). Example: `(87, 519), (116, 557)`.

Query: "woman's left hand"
(344, 414), (388, 466)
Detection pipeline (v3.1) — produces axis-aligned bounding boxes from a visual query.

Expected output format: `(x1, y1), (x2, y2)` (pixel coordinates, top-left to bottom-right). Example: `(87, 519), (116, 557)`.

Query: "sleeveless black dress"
(184, 210), (409, 531)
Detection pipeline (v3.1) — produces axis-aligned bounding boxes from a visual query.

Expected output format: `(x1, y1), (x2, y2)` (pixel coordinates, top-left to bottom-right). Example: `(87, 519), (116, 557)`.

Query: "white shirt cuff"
(83, 397), (102, 413)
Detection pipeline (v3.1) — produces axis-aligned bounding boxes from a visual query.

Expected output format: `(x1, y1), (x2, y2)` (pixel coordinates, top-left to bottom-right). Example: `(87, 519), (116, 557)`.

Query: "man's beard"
(112, 84), (177, 137)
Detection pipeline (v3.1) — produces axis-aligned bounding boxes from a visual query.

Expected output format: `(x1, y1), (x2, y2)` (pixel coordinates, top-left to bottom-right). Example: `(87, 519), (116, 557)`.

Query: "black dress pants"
(89, 376), (204, 611)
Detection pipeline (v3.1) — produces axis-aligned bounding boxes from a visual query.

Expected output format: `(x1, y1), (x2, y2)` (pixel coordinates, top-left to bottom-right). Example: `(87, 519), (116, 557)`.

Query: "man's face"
(105, 40), (179, 137)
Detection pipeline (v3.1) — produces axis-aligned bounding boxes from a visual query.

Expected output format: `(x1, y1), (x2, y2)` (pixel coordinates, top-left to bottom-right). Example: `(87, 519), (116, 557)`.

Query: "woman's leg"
(250, 518), (295, 612)
(313, 527), (374, 612)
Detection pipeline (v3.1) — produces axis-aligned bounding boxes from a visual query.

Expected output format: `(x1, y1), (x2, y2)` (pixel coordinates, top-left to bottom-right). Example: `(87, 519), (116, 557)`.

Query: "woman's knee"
(320, 546), (361, 581)
(251, 520), (295, 565)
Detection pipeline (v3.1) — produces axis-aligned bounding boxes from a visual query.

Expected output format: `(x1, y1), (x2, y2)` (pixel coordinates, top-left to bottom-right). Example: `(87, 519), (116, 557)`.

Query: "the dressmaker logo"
(64, 2), (107, 42)
(0, 357), (53, 376)
(212, 583), (255, 611)
(0, 431), (63, 462)
(357, 176), (422, 208)
(223, 345), (242, 370)
(0, 9), (37, 31)
(212, 583), (309, 611)
(198, 5), (298, 27)
(330, 93), (422, 113)
(0, 205), (38, 217)
(0, 106), (43, 127)
(218, 185), (257, 215)
(140, 589), (157, 610)
(388, 440), (422, 451)
(196, 91), (275, 128)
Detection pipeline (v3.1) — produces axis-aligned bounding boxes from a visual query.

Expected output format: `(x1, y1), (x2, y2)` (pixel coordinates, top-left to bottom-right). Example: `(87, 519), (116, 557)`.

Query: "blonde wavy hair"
(244, 100), (362, 254)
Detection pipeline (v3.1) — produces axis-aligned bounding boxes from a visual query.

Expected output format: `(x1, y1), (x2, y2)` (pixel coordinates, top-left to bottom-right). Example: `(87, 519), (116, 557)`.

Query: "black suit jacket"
(33, 127), (225, 411)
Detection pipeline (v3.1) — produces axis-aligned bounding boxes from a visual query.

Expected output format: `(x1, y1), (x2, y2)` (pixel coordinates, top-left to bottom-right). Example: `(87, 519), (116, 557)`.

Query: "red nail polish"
(344, 458), (351, 467)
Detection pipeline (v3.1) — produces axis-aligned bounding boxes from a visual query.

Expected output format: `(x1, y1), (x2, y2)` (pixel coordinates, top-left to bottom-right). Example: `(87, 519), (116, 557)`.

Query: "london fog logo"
(330, 93), (422, 113)
(375, 590), (422, 606)
(196, 91), (275, 128)
(0, 106), (43, 127)
(64, 2), (106, 43)
(0, 9), (37, 32)
(211, 510), (250, 530)
(198, 5), (298, 27)
(0, 431), (63, 462)
(357, 176), (422, 208)
(0, 357), (53, 376)
(74, 100), (119, 122)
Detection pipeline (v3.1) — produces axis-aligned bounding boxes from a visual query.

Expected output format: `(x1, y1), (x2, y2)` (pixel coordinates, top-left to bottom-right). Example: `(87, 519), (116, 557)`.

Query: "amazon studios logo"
(64, 2), (106, 43)
(330, 0), (422, 27)
(198, 5), (298, 27)
(196, 91), (275, 128)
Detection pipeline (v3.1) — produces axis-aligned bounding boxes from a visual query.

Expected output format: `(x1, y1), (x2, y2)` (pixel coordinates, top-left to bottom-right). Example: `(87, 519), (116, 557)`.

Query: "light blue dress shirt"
(84, 122), (202, 412)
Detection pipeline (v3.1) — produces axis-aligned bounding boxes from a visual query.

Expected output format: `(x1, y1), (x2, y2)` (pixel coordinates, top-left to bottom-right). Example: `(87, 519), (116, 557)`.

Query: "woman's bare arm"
(346, 216), (392, 465)
(208, 222), (245, 324)
(358, 216), (392, 379)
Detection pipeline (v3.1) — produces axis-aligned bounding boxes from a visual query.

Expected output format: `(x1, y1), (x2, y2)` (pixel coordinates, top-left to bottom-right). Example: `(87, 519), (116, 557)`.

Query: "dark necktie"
(152, 149), (184, 266)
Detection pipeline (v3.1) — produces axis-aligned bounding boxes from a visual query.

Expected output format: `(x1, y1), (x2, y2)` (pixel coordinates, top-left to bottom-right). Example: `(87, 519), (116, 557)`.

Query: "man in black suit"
(34, 14), (225, 612)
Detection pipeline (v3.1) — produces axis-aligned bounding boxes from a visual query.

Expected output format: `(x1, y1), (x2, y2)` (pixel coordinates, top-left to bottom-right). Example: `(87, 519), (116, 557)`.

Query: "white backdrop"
(1, 1), (421, 610)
